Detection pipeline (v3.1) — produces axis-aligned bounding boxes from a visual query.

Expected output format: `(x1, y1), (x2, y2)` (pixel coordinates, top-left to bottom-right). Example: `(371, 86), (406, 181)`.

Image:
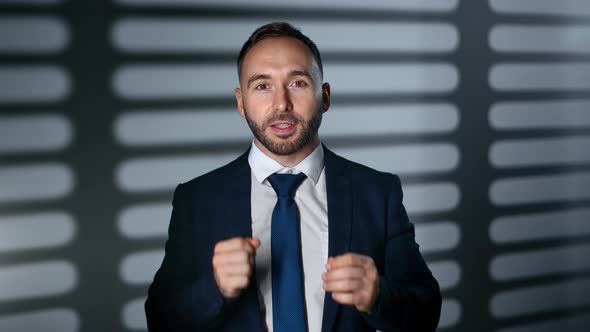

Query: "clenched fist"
(212, 237), (260, 298)
(323, 253), (379, 313)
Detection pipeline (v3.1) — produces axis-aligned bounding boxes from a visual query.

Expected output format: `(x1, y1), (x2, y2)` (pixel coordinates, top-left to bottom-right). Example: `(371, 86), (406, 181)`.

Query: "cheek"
(244, 93), (272, 109)
(292, 94), (320, 113)
(243, 98), (271, 123)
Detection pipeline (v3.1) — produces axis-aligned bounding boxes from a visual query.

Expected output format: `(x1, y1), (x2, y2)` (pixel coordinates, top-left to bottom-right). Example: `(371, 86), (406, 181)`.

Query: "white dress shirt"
(248, 141), (329, 332)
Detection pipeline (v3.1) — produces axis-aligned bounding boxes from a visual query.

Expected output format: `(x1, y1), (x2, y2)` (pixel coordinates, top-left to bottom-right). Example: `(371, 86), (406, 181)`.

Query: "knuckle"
(228, 277), (240, 289)
(212, 257), (223, 269)
(239, 251), (249, 262)
(237, 276), (249, 288)
(360, 289), (370, 298)
(212, 254), (224, 266)
(215, 266), (227, 278)
(234, 262), (246, 274)
(241, 261), (251, 270)
(240, 239), (251, 250)
(354, 279), (362, 290)
(332, 292), (341, 301)
(227, 278), (237, 289)
(358, 270), (366, 279)
(370, 269), (378, 280)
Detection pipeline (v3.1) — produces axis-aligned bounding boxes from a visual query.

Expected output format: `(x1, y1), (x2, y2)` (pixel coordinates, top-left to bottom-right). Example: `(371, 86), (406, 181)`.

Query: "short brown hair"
(237, 22), (323, 79)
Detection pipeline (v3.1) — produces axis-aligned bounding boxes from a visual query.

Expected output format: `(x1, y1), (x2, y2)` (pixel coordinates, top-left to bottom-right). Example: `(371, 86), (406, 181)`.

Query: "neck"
(254, 136), (320, 167)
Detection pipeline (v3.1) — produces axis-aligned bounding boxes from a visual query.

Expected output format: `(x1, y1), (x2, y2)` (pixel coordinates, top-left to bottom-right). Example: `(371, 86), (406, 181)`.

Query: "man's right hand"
(212, 237), (260, 298)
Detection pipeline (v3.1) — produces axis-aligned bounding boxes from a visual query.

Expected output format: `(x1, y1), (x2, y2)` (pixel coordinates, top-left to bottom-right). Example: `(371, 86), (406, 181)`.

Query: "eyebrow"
(289, 70), (313, 80)
(246, 70), (313, 88)
(247, 73), (271, 88)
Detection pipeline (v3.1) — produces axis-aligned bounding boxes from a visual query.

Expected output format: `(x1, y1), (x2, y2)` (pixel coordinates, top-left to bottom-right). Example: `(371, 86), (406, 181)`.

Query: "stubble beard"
(244, 108), (323, 156)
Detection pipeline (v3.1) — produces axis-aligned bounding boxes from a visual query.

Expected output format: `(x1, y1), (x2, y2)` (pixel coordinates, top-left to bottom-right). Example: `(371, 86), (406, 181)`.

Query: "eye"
(292, 80), (307, 88)
(255, 83), (269, 90)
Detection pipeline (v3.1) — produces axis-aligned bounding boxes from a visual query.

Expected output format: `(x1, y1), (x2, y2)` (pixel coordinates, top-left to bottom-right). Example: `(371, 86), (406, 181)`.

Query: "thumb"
(248, 238), (261, 249)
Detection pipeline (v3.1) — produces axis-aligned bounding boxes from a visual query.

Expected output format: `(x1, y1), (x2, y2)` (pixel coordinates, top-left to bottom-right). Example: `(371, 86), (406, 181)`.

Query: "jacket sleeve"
(145, 183), (234, 331)
(362, 175), (442, 332)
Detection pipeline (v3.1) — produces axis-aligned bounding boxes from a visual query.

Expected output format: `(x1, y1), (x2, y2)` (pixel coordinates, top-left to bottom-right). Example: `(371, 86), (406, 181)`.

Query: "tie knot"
(267, 173), (307, 198)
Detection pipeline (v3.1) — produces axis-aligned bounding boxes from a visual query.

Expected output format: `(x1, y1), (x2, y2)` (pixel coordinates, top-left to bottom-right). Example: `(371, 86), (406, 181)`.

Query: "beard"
(244, 107), (323, 156)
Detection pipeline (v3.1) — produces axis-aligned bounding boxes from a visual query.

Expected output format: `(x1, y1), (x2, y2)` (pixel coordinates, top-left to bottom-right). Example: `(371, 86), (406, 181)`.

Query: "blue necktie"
(268, 173), (308, 332)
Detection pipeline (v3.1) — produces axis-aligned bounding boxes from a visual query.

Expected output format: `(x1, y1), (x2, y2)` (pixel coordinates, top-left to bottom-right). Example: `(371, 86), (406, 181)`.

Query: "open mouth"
(269, 121), (296, 136)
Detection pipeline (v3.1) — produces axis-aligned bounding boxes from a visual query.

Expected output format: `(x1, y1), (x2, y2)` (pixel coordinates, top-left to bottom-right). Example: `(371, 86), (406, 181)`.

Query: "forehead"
(241, 36), (315, 74)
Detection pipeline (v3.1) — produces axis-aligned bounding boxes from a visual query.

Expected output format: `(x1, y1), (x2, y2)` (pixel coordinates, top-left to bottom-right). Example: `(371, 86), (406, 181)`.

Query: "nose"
(273, 85), (292, 112)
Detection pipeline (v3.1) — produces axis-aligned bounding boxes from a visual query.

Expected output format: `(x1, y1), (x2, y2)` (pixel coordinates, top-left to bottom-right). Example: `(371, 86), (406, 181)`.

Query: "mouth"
(269, 121), (297, 136)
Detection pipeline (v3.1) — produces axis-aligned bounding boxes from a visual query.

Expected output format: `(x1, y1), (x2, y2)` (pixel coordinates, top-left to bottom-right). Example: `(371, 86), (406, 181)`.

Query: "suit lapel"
(222, 150), (253, 238)
(219, 150), (265, 331)
(321, 146), (353, 332)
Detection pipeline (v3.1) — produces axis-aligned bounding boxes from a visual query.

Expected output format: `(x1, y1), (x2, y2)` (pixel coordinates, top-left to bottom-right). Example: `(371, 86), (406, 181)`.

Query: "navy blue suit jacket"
(145, 146), (441, 331)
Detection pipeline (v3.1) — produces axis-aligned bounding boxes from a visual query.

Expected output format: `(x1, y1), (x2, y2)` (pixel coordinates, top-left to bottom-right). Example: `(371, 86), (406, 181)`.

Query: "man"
(145, 22), (441, 332)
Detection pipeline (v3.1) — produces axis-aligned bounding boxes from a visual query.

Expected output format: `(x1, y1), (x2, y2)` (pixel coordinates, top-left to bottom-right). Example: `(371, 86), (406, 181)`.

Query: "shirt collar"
(248, 140), (324, 185)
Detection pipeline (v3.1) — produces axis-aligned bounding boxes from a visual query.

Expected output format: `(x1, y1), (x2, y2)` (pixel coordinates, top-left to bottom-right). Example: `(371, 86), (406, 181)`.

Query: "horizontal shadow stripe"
(489, 99), (590, 130)
(0, 261), (77, 302)
(0, 0), (62, 4)
(416, 221), (460, 253)
(490, 0), (590, 17)
(115, 0), (459, 12)
(496, 313), (590, 332)
(489, 63), (590, 92)
(439, 298), (461, 328)
(429, 260), (461, 290)
(0, 163), (75, 204)
(0, 308), (79, 332)
(332, 143), (460, 175)
(115, 152), (240, 193)
(490, 172), (590, 206)
(114, 103), (459, 146)
(490, 136), (590, 168)
(490, 208), (590, 244)
(112, 19), (458, 53)
(113, 62), (459, 100)
(120, 250), (164, 285)
(490, 243), (590, 281)
(0, 211), (75, 252)
(122, 297), (148, 330)
(117, 202), (170, 239)
(404, 182), (460, 215)
(490, 278), (590, 318)
(0, 114), (72, 154)
(0, 16), (69, 53)
(490, 24), (590, 54)
(0, 66), (70, 104)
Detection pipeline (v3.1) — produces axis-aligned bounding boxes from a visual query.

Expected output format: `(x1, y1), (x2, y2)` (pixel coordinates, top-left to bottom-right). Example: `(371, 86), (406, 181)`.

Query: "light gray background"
(1, 0), (589, 331)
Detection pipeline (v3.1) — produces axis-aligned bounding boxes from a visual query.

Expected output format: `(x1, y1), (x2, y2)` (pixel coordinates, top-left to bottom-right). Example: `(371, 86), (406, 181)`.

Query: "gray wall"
(1, 0), (590, 331)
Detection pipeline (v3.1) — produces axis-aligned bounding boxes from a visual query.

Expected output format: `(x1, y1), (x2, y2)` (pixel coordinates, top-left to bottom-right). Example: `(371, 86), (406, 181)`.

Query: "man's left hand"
(322, 253), (379, 313)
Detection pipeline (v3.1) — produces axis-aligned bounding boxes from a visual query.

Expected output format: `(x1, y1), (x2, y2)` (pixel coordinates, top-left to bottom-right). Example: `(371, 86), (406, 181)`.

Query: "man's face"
(235, 37), (330, 156)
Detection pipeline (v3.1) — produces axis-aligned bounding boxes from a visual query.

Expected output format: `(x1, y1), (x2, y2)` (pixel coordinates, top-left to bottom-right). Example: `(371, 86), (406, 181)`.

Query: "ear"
(321, 82), (331, 113)
(235, 87), (245, 118)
